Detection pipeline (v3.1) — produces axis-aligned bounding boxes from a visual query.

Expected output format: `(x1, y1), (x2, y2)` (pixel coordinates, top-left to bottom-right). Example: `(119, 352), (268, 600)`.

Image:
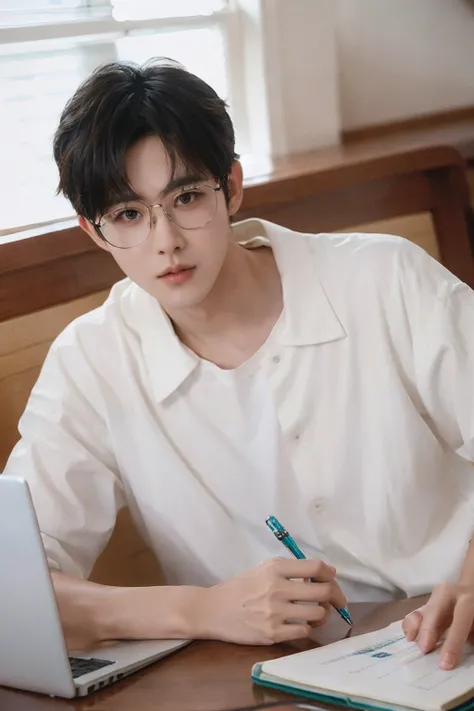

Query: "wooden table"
(0, 596), (426, 711)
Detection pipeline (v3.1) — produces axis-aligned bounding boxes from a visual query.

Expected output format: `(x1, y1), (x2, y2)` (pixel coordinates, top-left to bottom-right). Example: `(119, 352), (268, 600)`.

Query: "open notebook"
(252, 621), (474, 711)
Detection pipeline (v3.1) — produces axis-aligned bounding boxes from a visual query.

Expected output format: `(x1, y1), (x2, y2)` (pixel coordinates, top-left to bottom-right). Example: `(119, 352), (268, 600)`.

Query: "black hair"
(53, 57), (239, 220)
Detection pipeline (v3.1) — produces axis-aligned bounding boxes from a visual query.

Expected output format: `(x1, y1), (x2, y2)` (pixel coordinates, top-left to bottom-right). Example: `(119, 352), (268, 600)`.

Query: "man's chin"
(154, 286), (213, 313)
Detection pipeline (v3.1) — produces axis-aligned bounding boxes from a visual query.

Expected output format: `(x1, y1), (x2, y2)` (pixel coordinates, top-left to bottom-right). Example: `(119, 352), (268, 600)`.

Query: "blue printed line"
(351, 635), (405, 656)
(323, 635), (406, 665)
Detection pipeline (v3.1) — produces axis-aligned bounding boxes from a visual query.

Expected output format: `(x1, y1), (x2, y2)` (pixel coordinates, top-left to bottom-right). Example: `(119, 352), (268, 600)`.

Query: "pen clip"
(265, 515), (288, 540)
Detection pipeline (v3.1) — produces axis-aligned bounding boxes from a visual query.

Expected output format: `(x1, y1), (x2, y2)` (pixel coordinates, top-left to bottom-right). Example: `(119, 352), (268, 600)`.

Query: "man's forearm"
(51, 570), (207, 649)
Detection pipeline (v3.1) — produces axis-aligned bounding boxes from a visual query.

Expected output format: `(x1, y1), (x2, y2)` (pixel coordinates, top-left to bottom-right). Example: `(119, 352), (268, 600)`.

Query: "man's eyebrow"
(112, 174), (205, 208)
(162, 173), (204, 195)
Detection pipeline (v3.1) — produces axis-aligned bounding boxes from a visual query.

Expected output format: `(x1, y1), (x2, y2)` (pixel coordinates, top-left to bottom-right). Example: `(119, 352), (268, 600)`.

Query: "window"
(0, 0), (245, 235)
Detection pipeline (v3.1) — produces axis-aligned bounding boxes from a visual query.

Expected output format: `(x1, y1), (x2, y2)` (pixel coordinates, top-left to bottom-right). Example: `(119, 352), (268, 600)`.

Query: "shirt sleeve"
(399, 241), (474, 459)
(2, 323), (126, 579)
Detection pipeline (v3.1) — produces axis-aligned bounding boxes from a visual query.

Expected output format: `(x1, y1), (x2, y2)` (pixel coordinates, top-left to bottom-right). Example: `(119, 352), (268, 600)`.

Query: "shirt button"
(313, 499), (325, 513)
(271, 354), (281, 364)
(294, 433), (301, 441)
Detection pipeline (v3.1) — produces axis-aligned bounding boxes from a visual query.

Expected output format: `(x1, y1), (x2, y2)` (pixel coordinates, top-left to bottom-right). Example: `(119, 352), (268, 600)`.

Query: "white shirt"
(4, 218), (474, 602)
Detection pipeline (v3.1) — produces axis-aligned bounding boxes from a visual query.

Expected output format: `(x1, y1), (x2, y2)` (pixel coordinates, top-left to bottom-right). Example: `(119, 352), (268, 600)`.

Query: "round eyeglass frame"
(92, 183), (222, 250)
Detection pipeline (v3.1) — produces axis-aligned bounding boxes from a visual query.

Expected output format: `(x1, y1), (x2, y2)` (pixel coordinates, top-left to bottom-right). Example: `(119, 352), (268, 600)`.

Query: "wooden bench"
(1, 143), (473, 586)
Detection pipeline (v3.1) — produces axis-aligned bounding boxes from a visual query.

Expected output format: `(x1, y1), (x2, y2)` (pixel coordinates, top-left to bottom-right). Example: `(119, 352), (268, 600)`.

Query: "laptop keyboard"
(69, 656), (115, 679)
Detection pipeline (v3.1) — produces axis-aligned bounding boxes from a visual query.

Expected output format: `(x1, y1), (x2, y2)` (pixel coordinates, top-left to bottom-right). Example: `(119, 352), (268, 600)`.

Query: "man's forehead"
(119, 137), (212, 204)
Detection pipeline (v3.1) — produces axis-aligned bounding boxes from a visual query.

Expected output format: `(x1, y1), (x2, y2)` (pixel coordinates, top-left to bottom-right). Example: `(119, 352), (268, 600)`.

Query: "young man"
(4, 59), (474, 668)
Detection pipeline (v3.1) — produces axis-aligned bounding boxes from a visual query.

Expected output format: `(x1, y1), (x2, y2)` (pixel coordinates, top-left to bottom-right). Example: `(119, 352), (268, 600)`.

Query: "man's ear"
(78, 215), (111, 252)
(227, 160), (244, 217)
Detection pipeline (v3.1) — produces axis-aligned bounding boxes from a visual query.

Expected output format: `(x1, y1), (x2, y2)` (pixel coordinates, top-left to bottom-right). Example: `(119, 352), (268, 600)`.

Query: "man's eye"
(175, 191), (199, 207)
(111, 208), (143, 223)
(122, 209), (140, 220)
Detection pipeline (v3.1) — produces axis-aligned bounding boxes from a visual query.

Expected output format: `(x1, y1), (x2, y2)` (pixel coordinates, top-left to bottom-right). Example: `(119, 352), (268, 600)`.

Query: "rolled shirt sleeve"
(400, 242), (474, 459)
(3, 323), (125, 579)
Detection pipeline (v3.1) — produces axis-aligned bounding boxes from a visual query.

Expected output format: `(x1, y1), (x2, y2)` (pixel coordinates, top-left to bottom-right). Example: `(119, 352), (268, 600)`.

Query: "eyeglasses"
(93, 183), (222, 249)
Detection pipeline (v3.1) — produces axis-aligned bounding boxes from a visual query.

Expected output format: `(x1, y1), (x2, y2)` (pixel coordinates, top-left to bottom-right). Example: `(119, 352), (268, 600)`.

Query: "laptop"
(0, 476), (190, 698)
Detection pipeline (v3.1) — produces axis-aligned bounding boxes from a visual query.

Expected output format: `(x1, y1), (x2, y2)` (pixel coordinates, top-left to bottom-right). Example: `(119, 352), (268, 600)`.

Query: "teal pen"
(265, 515), (353, 626)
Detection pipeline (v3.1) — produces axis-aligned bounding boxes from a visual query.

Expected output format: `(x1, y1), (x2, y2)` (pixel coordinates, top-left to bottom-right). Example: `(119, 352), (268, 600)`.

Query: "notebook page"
(261, 621), (474, 711)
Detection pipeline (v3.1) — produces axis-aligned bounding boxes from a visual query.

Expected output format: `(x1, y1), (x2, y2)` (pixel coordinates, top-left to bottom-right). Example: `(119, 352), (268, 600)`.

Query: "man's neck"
(169, 244), (283, 369)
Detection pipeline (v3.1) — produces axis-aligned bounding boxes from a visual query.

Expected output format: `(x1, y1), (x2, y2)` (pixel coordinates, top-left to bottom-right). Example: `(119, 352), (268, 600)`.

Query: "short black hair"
(53, 58), (238, 221)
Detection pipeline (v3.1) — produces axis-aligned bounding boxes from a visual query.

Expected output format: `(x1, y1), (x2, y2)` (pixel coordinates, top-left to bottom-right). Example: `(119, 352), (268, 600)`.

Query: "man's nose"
(149, 205), (185, 255)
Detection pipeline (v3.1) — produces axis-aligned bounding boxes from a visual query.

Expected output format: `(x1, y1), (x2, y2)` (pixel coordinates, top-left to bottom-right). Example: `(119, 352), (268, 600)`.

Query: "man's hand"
(402, 583), (474, 670)
(193, 557), (347, 645)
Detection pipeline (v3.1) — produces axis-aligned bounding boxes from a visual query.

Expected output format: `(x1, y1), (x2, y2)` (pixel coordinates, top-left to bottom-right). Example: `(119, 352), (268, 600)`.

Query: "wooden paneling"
(341, 213), (439, 260)
(0, 230), (123, 321)
(0, 292), (108, 469)
(90, 509), (163, 586)
(239, 172), (434, 229)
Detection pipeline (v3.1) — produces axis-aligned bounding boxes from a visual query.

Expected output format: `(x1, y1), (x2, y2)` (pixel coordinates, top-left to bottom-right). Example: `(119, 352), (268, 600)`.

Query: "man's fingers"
(286, 580), (346, 609)
(402, 609), (423, 642)
(416, 617), (448, 654)
(439, 596), (474, 670)
(269, 558), (347, 613)
(274, 557), (337, 583)
(310, 602), (331, 627)
(284, 602), (329, 625)
(413, 587), (455, 654)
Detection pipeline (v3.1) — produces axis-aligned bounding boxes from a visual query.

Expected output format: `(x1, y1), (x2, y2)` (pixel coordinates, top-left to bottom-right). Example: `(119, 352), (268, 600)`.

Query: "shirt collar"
(126, 285), (198, 403)
(235, 218), (346, 347)
(132, 218), (346, 403)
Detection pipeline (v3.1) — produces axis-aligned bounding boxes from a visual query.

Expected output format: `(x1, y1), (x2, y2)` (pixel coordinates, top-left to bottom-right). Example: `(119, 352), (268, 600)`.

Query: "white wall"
(266, 0), (340, 154)
(336, 0), (474, 131)
(239, 0), (340, 157)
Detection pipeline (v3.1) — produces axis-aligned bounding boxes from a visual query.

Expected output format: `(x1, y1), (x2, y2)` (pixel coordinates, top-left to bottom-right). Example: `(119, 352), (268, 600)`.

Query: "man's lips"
(158, 265), (194, 278)
(157, 265), (196, 285)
